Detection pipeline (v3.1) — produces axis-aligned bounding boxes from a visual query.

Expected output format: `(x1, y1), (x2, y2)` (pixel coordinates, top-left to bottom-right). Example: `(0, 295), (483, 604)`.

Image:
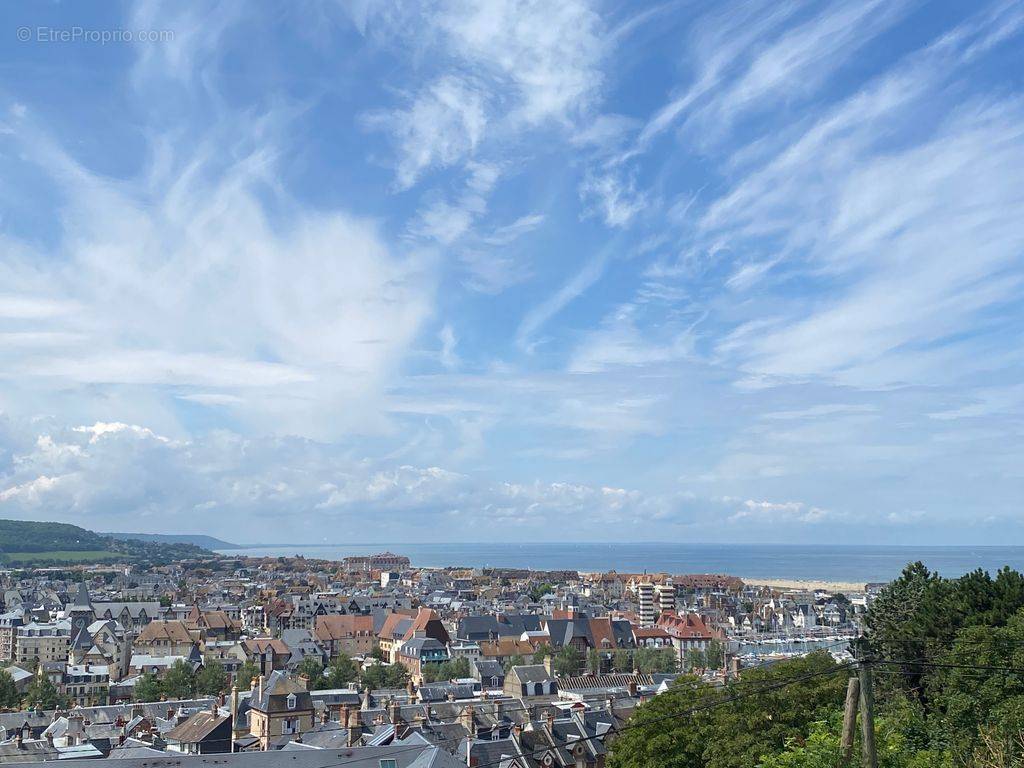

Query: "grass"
(1, 550), (116, 564)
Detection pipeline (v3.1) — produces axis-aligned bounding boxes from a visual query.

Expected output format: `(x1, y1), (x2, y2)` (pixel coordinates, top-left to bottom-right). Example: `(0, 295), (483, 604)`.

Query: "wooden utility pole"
(858, 661), (878, 768)
(840, 676), (860, 764)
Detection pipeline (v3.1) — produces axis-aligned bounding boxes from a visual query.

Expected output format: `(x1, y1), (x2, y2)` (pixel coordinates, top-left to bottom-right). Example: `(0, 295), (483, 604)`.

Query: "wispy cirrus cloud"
(0, 108), (434, 438)
(1, 0), (1023, 545)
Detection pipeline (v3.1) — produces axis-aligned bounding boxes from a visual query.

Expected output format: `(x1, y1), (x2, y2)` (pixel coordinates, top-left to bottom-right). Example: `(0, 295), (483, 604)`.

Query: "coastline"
(214, 542), (1024, 583)
(741, 577), (867, 592)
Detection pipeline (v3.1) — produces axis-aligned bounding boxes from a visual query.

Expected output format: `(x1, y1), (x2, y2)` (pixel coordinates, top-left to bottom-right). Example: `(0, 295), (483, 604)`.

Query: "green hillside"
(0, 519), (107, 553)
(0, 518), (213, 566)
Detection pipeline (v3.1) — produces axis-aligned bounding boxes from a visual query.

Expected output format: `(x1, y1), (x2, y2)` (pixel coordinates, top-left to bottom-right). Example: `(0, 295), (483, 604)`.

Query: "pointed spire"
(70, 581), (93, 612)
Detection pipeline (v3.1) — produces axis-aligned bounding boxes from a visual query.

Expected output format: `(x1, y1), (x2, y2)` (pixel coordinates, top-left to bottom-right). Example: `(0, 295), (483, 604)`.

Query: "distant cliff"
(102, 532), (241, 549)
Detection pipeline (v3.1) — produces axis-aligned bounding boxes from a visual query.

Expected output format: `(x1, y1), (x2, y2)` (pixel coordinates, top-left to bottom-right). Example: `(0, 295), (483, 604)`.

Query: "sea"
(214, 542), (1024, 583)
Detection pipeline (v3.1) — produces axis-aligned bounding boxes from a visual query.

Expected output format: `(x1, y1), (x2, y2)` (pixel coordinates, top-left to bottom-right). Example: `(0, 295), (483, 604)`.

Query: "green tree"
(503, 655), (525, 673)
(685, 648), (706, 671)
(612, 648), (633, 672)
(608, 652), (846, 768)
(361, 662), (409, 689)
(0, 669), (21, 708)
(384, 662), (410, 687)
(529, 583), (554, 602)
(425, 656), (472, 682)
(532, 644), (555, 664)
(295, 656), (325, 689)
(554, 646), (584, 677)
(865, 563), (1024, 706)
(369, 646), (386, 662)
(235, 660), (259, 690)
(926, 612), (1024, 763)
(196, 661), (228, 696)
(635, 647), (678, 673)
(706, 639), (724, 669)
(25, 673), (68, 710)
(449, 656), (471, 679)
(758, 712), (952, 768)
(588, 648), (602, 674)
(163, 659), (197, 699)
(134, 672), (163, 703)
(324, 654), (359, 689)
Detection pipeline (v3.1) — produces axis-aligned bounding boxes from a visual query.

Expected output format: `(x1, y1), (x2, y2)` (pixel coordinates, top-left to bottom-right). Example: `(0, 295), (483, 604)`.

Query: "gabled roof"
(136, 620), (195, 644)
(165, 710), (229, 744)
(656, 612), (713, 639)
(315, 614), (375, 641)
(507, 664), (553, 684)
(243, 637), (291, 658)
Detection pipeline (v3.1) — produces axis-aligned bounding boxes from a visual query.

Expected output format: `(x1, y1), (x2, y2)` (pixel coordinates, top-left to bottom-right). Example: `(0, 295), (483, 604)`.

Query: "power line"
(874, 658), (1024, 675)
(315, 637), (850, 742)
(307, 653), (1024, 768)
(314, 661), (855, 768)
(467, 662), (856, 768)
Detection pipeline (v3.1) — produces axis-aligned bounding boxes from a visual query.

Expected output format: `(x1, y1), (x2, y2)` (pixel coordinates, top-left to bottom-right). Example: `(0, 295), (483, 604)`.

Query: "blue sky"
(0, 0), (1022, 545)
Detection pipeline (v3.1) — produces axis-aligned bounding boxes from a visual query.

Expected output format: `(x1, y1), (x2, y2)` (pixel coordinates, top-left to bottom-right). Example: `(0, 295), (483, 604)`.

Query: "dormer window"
(286, 693), (297, 710)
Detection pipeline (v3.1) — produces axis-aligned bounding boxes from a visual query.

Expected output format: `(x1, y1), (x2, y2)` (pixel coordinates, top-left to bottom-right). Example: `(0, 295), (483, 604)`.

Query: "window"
(286, 693), (297, 710)
(380, 761), (397, 768)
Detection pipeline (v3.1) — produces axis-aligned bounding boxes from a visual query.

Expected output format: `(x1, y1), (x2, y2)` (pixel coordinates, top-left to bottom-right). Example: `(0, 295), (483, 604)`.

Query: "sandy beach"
(742, 577), (867, 593)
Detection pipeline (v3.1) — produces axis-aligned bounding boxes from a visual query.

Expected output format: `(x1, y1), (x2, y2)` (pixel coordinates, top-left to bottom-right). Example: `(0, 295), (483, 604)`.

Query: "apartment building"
(0, 609), (24, 662)
(636, 582), (656, 626)
(16, 620), (71, 666)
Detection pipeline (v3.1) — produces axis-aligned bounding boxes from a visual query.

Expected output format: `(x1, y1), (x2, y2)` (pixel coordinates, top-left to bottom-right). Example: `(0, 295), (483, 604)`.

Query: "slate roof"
(251, 670), (314, 714)
(507, 664), (554, 684)
(165, 710), (229, 745)
(136, 620), (195, 644)
(314, 614), (375, 641)
(93, 602), (161, 620)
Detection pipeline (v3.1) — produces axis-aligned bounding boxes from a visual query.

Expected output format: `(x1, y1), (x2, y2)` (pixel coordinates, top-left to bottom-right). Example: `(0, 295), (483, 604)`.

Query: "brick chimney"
(346, 707), (361, 747)
(389, 698), (402, 727)
(459, 704), (475, 737)
(543, 654), (554, 677)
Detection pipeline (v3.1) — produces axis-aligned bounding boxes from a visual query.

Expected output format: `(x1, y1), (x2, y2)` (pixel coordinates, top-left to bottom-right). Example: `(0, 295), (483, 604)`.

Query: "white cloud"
(719, 99), (1024, 386)
(438, 0), (605, 126)
(701, 0), (908, 133)
(0, 117), (435, 438)
(0, 419), (683, 538)
(516, 242), (614, 350)
(438, 325), (459, 370)
(365, 75), (489, 190)
(579, 170), (647, 228)
(73, 422), (169, 444)
(633, 0), (908, 152)
(729, 498), (836, 524)
(568, 304), (695, 373)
